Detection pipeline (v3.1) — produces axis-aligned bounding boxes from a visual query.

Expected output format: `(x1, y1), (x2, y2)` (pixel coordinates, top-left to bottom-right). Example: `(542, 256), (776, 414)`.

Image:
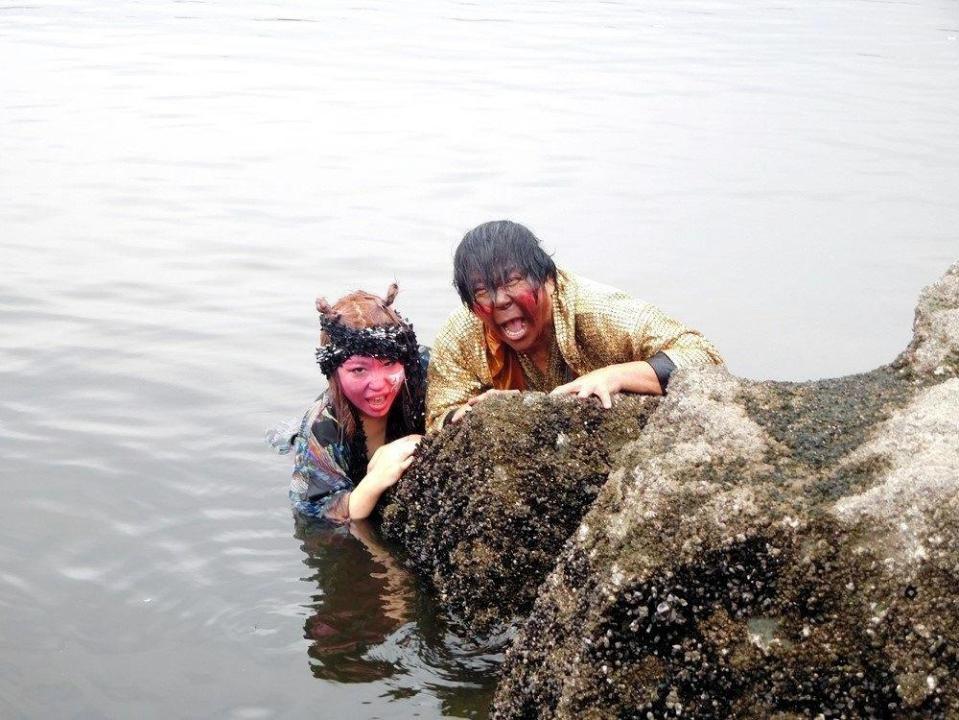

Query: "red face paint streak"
(512, 288), (540, 318)
(472, 286), (539, 318)
(473, 302), (495, 320)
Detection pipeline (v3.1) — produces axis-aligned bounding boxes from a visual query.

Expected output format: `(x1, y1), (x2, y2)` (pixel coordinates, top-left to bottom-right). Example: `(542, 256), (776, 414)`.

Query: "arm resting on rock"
(631, 302), (723, 373)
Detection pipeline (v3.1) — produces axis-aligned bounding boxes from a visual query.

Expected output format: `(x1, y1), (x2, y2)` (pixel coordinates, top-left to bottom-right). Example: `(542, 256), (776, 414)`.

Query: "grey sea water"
(1, 1), (957, 717)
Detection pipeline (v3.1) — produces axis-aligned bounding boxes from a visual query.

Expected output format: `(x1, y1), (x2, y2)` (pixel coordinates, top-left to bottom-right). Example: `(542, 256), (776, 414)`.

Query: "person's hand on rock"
(451, 388), (521, 423)
(367, 434), (422, 487)
(550, 367), (622, 408)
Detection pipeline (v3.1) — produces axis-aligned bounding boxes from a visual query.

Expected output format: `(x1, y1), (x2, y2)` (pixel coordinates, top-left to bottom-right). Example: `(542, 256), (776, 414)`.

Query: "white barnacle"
(610, 564), (624, 588)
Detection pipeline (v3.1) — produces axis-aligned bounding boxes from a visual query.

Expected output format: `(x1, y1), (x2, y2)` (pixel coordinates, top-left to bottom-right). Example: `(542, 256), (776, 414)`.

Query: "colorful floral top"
(285, 395), (357, 521)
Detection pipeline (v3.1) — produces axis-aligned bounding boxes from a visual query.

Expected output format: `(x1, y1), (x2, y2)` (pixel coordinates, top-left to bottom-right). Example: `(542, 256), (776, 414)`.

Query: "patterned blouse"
(286, 395), (358, 521)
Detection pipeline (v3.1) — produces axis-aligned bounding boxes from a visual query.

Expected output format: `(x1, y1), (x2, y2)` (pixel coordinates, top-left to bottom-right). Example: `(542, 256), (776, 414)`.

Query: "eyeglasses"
(472, 275), (535, 310)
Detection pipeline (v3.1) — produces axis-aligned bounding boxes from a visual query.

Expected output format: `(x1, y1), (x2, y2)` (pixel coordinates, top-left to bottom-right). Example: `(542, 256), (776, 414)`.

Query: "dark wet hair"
(453, 220), (557, 306)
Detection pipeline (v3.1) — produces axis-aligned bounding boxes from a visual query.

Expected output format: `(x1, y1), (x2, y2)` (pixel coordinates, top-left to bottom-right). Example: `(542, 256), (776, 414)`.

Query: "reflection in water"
(296, 517), (414, 683)
(294, 516), (506, 717)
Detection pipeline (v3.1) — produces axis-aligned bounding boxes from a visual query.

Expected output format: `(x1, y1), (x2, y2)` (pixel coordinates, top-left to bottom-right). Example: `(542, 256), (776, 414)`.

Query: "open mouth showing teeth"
(367, 396), (388, 408)
(500, 318), (528, 340)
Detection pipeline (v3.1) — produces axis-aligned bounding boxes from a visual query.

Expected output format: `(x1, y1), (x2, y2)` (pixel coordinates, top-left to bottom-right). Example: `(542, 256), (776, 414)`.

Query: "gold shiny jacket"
(426, 270), (724, 432)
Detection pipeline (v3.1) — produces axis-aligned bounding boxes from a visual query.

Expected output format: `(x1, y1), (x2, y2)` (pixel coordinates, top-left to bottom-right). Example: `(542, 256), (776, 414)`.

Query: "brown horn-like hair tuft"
(315, 296), (334, 316)
(383, 282), (399, 307)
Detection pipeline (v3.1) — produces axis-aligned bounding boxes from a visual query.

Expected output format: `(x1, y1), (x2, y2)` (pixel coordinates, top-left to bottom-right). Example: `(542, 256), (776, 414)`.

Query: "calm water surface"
(1, 1), (957, 717)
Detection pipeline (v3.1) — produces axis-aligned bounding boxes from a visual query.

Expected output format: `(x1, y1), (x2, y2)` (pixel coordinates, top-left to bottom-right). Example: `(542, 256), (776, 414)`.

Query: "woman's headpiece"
(315, 315), (419, 376)
(313, 285), (427, 443)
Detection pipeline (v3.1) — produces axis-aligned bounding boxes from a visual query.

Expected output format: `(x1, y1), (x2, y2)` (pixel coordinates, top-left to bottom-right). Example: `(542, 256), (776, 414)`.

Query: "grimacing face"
(335, 356), (406, 419)
(470, 272), (555, 355)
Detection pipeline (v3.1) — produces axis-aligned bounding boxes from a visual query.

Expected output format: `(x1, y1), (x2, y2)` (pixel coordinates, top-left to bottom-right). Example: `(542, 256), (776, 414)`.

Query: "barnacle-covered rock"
(492, 367), (959, 719)
(895, 261), (959, 380)
(384, 262), (959, 718)
(380, 392), (659, 632)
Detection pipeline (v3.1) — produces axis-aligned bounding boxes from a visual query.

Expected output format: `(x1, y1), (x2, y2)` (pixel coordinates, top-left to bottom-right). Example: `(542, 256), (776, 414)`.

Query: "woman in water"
(286, 283), (426, 522)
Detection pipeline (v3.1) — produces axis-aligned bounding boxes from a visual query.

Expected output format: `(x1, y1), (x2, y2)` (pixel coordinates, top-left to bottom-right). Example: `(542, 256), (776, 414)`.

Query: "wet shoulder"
(563, 271), (632, 303)
(441, 305), (483, 336)
(433, 306), (484, 357)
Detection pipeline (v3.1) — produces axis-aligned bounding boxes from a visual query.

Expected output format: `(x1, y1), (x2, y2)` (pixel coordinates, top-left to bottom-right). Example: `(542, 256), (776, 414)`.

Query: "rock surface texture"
(381, 262), (959, 719)
(381, 393), (660, 631)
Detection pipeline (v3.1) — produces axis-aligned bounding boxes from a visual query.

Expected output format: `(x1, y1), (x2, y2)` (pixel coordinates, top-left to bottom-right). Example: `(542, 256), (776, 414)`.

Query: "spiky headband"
(315, 315), (420, 377)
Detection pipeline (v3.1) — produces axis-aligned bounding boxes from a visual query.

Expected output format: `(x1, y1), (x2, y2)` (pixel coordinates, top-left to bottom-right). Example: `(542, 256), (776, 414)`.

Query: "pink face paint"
(336, 356), (406, 419)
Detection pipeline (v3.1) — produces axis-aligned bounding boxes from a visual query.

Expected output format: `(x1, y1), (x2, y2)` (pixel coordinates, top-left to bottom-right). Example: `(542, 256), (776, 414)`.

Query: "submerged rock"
(382, 262), (959, 718)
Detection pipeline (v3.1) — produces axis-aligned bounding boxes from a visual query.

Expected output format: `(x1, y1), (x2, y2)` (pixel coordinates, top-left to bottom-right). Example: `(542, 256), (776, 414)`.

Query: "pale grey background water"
(1, 1), (957, 718)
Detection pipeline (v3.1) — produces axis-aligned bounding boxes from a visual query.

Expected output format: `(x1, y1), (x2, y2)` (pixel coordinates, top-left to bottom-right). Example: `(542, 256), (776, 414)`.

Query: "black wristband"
(647, 351), (677, 393)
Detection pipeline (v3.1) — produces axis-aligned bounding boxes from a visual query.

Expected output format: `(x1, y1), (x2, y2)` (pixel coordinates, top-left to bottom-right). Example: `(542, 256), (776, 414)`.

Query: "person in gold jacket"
(426, 220), (724, 432)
